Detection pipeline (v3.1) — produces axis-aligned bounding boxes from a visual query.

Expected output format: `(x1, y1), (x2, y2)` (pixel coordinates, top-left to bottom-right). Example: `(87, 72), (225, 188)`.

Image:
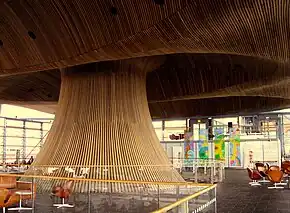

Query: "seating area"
(247, 161), (290, 189)
(0, 173), (218, 213)
(0, 176), (35, 212)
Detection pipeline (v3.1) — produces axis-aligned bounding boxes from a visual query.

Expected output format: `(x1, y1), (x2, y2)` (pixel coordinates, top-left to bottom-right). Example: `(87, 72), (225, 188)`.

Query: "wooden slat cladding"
(1, 52), (290, 116)
(147, 54), (289, 102)
(0, 0), (188, 74)
(0, 0), (288, 74)
(25, 58), (184, 189)
(149, 96), (290, 119)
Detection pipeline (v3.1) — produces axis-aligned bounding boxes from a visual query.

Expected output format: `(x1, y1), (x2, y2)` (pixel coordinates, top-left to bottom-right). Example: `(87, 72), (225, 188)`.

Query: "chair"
(281, 161), (290, 174)
(269, 165), (280, 171)
(268, 165), (287, 185)
(0, 188), (17, 213)
(0, 182), (36, 213)
(267, 170), (284, 189)
(265, 163), (270, 171)
(0, 176), (17, 189)
(52, 180), (74, 208)
(247, 168), (262, 186)
(255, 163), (269, 183)
(7, 181), (36, 211)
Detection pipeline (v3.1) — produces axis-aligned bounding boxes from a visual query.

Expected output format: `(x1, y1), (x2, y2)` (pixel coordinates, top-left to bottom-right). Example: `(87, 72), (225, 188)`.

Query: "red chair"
(51, 180), (74, 208)
(247, 168), (262, 186)
(281, 161), (290, 174)
(255, 163), (269, 183)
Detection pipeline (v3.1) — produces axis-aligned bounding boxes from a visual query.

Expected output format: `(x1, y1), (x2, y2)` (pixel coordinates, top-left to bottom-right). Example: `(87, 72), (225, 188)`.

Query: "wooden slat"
(24, 58), (184, 192)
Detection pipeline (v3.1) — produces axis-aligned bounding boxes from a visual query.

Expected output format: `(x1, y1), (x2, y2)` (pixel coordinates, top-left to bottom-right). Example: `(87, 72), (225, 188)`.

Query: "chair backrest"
(281, 161), (290, 172)
(265, 163), (270, 171)
(0, 189), (8, 206)
(247, 168), (253, 178)
(256, 163), (266, 172)
(267, 170), (283, 183)
(52, 180), (74, 199)
(269, 165), (280, 171)
(0, 176), (16, 189)
(255, 162), (264, 168)
(63, 180), (74, 191)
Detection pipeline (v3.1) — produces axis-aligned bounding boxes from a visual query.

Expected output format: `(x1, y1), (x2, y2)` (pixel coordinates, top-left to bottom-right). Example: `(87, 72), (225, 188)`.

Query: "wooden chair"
(0, 182), (36, 213)
(6, 181), (36, 211)
(52, 180), (74, 208)
(267, 170), (284, 189)
(0, 176), (16, 189)
(247, 168), (262, 186)
(0, 188), (17, 213)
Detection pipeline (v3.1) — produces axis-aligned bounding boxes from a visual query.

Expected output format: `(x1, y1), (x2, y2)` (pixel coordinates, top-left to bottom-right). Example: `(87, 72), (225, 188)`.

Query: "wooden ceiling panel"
(0, 1), (289, 117)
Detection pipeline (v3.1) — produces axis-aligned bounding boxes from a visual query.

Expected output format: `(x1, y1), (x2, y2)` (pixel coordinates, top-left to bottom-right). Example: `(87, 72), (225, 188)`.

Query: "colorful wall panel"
(229, 128), (241, 166)
(184, 132), (194, 166)
(214, 128), (225, 160)
(198, 129), (208, 159)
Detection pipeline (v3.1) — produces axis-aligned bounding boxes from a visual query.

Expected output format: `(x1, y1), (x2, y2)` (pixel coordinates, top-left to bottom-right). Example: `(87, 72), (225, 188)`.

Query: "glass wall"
(152, 121), (162, 141)
(154, 113), (287, 168)
(164, 120), (186, 141)
(0, 117), (51, 163)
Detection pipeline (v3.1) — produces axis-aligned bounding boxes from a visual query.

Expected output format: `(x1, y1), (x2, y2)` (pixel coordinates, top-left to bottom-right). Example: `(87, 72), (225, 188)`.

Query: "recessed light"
(153, 0), (165, 5)
(110, 7), (117, 15)
(28, 31), (36, 40)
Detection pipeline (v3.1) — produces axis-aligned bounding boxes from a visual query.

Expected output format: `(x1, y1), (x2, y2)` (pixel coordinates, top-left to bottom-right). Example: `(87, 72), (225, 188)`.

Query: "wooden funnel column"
(29, 58), (183, 183)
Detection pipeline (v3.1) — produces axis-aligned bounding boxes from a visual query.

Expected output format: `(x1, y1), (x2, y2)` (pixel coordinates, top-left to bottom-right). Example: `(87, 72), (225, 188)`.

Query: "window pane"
(164, 120), (186, 141)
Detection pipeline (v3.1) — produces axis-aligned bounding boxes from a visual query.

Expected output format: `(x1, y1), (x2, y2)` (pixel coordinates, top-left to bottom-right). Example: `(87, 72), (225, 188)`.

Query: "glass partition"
(164, 120), (186, 141)
(0, 171), (217, 213)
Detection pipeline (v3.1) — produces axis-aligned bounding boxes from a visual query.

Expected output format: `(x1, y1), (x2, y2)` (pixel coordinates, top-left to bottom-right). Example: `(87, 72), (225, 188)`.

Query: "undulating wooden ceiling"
(0, 0), (289, 117)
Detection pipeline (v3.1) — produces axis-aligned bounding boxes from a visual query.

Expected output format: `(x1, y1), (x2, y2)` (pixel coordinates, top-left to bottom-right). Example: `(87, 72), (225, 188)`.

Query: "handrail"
(152, 184), (217, 213)
(0, 173), (213, 186)
(19, 160), (225, 168)
(30, 164), (175, 167)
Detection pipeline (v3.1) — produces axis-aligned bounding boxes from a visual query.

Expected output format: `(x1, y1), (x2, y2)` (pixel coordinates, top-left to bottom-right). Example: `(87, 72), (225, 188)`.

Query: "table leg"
(19, 194), (22, 208)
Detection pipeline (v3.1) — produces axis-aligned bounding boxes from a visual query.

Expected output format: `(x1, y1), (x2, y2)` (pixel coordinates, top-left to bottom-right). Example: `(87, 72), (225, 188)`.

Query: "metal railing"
(0, 172), (217, 213)
(152, 184), (217, 213)
(171, 158), (225, 183)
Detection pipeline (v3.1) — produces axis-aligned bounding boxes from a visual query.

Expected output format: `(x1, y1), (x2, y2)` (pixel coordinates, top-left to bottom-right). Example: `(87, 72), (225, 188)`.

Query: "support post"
(40, 122), (44, 148)
(2, 118), (6, 163)
(22, 121), (26, 161)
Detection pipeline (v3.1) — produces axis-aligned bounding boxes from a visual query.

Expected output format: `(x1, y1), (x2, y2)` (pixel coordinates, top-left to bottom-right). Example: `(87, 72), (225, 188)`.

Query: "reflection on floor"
(217, 169), (290, 213)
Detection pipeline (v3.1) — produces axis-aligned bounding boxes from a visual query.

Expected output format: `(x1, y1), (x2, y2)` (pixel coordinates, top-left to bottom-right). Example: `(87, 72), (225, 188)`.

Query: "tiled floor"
(217, 169), (290, 213)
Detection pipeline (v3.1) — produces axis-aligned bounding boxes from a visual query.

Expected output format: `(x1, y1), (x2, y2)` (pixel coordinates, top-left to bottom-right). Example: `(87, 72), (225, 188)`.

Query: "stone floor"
(216, 169), (290, 213)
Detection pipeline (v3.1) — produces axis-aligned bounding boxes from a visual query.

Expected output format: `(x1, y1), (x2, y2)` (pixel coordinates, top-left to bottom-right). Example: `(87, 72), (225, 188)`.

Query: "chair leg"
(258, 177), (270, 183)
(268, 183), (284, 189)
(276, 181), (287, 186)
(250, 180), (261, 186)
(53, 198), (74, 208)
